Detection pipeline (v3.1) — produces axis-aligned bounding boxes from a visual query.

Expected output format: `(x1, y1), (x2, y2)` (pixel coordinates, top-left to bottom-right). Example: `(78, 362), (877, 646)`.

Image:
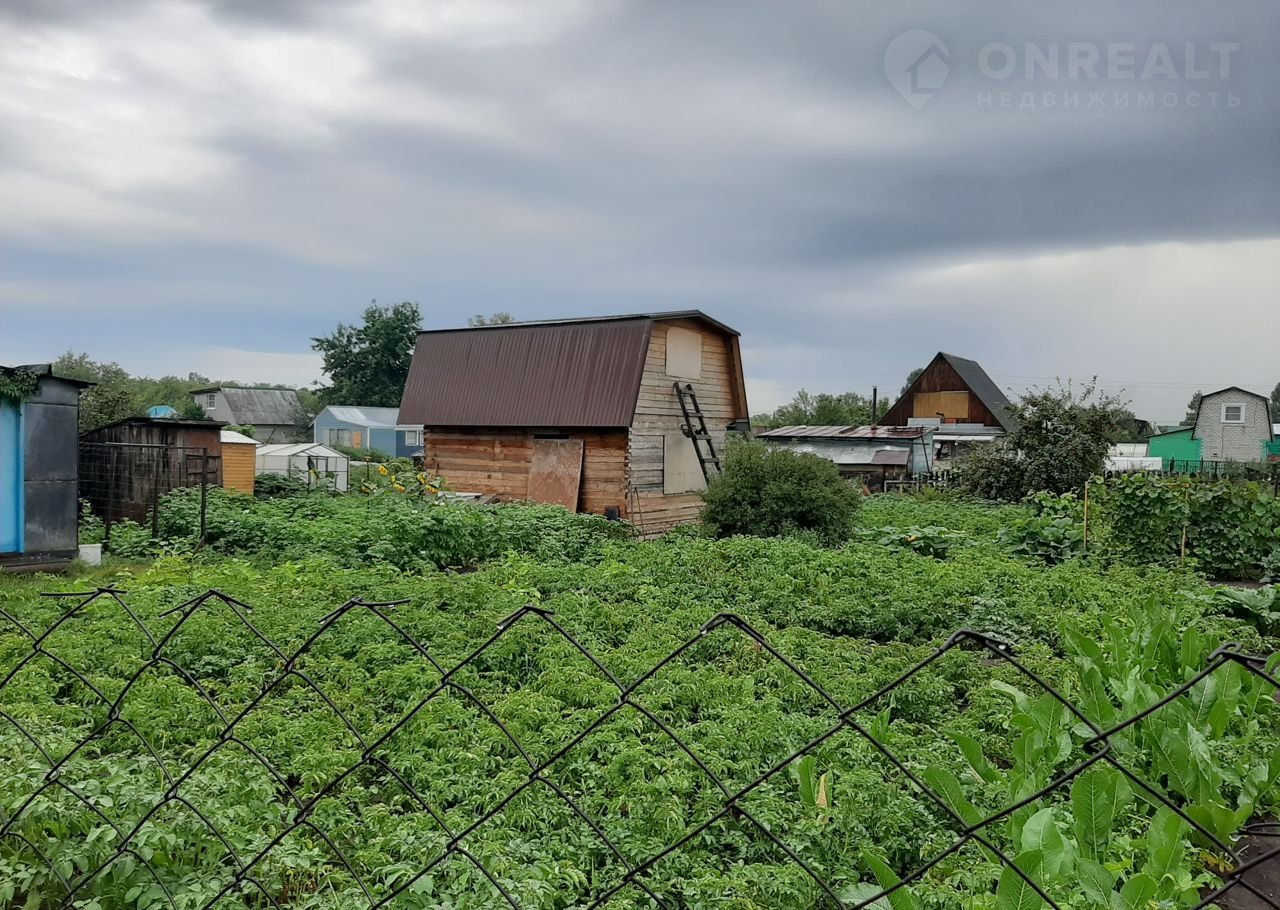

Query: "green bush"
(1093, 473), (1280, 579)
(253, 472), (312, 498)
(700, 440), (862, 545)
(336, 444), (392, 462)
(154, 487), (631, 570)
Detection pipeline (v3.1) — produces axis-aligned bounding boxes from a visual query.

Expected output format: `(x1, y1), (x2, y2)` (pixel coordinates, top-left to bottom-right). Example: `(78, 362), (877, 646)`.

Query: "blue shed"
(1, 364), (91, 571)
(312, 406), (423, 458)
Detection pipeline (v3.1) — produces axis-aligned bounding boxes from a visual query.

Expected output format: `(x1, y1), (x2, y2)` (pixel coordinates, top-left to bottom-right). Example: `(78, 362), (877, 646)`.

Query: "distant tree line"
(52, 352), (320, 432)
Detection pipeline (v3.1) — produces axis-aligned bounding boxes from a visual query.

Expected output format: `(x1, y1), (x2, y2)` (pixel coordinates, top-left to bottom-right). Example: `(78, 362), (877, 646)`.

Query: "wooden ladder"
(674, 382), (721, 481)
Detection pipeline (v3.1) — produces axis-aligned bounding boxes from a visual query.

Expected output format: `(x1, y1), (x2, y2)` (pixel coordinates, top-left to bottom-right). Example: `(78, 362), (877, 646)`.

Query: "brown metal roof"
(398, 317), (655, 427)
(871, 450), (910, 465)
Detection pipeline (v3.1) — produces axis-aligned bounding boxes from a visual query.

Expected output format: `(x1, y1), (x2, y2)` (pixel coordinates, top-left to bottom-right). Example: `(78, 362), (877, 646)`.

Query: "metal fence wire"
(1, 588), (1278, 909)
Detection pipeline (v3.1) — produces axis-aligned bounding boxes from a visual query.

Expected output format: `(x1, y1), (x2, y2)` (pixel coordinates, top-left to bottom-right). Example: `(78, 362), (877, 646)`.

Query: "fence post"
(150, 451), (161, 539)
(199, 448), (209, 545)
(1082, 480), (1089, 552)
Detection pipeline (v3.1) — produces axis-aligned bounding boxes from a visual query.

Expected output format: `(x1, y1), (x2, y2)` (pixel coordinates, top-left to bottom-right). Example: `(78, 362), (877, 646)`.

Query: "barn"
(397, 311), (750, 535)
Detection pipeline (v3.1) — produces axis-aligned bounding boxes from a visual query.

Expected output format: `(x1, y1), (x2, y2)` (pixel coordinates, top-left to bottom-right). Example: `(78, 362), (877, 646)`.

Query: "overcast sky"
(1, 1), (1276, 421)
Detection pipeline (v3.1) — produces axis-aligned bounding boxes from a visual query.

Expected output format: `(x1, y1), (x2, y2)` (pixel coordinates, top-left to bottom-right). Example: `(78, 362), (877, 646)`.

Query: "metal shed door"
(0, 401), (22, 554)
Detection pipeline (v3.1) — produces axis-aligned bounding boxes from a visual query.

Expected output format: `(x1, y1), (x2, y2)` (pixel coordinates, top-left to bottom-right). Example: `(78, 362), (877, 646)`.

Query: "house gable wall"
(881, 355), (1002, 428)
(1194, 390), (1272, 461)
(627, 319), (744, 536)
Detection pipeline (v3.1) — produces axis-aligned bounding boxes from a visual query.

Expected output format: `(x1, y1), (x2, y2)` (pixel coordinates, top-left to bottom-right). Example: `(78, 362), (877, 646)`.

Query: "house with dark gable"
(879, 352), (1018, 432)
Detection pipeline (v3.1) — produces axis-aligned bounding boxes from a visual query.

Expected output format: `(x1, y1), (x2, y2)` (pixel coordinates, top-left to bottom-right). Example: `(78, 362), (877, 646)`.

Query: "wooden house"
(397, 311), (750, 535)
(880, 352), (1018, 432)
(189, 386), (305, 443)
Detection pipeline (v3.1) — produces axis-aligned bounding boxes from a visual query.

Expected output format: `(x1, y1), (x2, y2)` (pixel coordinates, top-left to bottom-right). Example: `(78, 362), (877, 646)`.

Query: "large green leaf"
(862, 851), (919, 910)
(1071, 768), (1131, 860)
(948, 731), (1000, 785)
(1018, 808), (1073, 879)
(995, 851), (1047, 910)
(922, 765), (983, 828)
(1075, 858), (1115, 907)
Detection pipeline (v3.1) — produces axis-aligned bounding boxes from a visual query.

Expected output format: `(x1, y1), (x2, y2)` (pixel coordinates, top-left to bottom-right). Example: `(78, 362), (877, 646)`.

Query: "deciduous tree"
(312, 301), (421, 407)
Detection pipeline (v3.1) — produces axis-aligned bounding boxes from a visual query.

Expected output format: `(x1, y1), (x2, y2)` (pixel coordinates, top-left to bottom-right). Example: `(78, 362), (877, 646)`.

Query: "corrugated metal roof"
(399, 316), (683, 428)
(322, 406), (405, 428)
(216, 388), (304, 426)
(220, 430), (259, 446)
(257, 443), (346, 458)
(758, 425), (927, 439)
(871, 450), (910, 465)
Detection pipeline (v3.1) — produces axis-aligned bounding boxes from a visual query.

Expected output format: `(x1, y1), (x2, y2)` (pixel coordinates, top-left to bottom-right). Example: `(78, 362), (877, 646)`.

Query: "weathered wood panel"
(528, 439), (584, 509)
(881, 356), (1001, 427)
(626, 319), (745, 537)
(222, 444), (257, 494)
(423, 427), (627, 517)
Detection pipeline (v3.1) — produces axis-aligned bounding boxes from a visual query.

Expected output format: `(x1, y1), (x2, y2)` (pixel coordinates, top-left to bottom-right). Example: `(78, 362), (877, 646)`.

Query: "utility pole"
(871, 386), (878, 425)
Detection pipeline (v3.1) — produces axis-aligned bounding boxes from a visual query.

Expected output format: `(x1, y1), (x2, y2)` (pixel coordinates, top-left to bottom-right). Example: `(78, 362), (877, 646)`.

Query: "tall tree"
(900, 367), (925, 397)
(312, 301), (421, 407)
(1270, 381), (1279, 423)
(1184, 390), (1203, 426)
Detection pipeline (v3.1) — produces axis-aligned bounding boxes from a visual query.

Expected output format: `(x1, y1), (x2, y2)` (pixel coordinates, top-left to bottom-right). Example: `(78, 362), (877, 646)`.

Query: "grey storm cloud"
(0, 0), (1276, 417)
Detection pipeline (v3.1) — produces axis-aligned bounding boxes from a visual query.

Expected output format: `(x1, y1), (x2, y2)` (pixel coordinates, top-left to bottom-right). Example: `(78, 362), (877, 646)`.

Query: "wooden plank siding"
(628, 319), (743, 537)
(881, 357), (1001, 427)
(221, 444), (257, 494)
(422, 428), (628, 516)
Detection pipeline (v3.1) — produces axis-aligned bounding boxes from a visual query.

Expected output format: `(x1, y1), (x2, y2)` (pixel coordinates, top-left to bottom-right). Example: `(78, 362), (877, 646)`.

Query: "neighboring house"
(1191, 387), (1274, 462)
(220, 429), (258, 494)
(757, 425), (933, 490)
(397, 311), (750, 536)
(879, 352), (1018, 432)
(1, 364), (91, 571)
(1146, 427), (1200, 469)
(190, 386), (304, 443)
(79, 416), (224, 526)
(256, 443), (349, 492)
(312, 406), (423, 458)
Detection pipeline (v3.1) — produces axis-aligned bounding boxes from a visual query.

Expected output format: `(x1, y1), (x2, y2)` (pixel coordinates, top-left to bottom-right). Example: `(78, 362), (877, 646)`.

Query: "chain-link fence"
(1, 587), (1277, 908)
(78, 442), (217, 542)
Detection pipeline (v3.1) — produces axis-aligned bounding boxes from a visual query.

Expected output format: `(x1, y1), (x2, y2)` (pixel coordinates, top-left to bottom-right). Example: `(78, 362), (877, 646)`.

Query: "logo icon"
(884, 30), (951, 109)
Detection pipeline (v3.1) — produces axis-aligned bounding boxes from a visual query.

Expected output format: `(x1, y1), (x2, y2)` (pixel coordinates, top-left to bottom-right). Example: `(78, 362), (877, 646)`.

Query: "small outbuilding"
(256, 443), (349, 492)
(1, 365), (90, 571)
(397, 311), (750, 535)
(312, 406), (423, 458)
(79, 416), (225, 526)
(220, 429), (259, 494)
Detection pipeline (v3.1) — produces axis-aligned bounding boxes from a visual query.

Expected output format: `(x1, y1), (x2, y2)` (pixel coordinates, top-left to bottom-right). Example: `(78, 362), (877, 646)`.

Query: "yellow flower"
(377, 464), (389, 476)
(393, 483), (406, 492)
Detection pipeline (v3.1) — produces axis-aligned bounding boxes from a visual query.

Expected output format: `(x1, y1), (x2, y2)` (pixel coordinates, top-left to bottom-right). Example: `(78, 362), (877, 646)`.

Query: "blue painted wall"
(313, 412), (420, 458)
(0, 401), (23, 554)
